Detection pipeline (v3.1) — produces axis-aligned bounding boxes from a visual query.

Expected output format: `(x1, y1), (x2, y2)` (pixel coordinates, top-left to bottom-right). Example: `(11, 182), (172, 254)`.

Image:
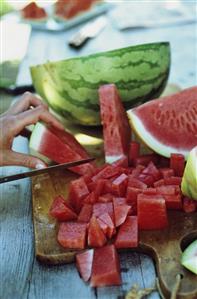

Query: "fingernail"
(35, 163), (46, 169)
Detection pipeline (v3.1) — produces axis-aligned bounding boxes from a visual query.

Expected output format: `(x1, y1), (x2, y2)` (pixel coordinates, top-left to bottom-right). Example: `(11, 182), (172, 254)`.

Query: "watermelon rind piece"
(30, 42), (170, 126)
(181, 146), (197, 200)
(29, 122), (52, 164)
(181, 240), (197, 275)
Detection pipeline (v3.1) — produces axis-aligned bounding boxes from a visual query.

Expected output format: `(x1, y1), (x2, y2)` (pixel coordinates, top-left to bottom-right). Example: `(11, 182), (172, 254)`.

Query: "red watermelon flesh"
(137, 194), (168, 230)
(128, 87), (197, 159)
(76, 249), (94, 282)
(115, 216), (138, 248)
(30, 122), (95, 175)
(78, 204), (93, 223)
(114, 204), (131, 227)
(50, 195), (77, 221)
(93, 202), (114, 222)
(88, 216), (107, 247)
(99, 84), (131, 163)
(58, 222), (87, 249)
(90, 245), (121, 287)
(68, 177), (89, 213)
(98, 213), (115, 239)
(111, 173), (128, 197)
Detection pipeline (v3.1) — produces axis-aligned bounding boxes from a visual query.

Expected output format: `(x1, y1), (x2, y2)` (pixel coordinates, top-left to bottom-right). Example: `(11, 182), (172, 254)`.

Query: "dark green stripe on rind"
(30, 42), (170, 125)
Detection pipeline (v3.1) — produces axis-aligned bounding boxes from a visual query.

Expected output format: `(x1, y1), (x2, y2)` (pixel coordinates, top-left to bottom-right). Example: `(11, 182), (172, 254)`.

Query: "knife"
(68, 16), (107, 48)
(0, 84), (35, 95)
(0, 157), (95, 184)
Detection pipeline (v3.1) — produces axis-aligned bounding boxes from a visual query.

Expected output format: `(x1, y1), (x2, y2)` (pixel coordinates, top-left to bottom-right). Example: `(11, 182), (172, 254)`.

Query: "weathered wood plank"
(0, 137), (34, 299)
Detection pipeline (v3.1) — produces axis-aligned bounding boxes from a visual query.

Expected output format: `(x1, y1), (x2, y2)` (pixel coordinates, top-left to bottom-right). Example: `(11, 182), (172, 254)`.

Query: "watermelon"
(115, 216), (138, 248)
(128, 87), (197, 159)
(90, 245), (121, 286)
(29, 122), (95, 175)
(30, 42), (170, 126)
(88, 216), (107, 247)
(50, 195), (77, 221)
(99, 84), (131, 163)
(57, 222), (87, 249)
(76, 249), (94, 282)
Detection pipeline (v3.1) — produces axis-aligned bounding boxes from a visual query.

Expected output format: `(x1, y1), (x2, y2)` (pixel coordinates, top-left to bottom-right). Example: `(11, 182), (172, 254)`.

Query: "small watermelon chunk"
(58, 222), (87, 249)
(133, 154), (159, 167)
(137, 194), (168, 230)
(129, 141), (140, 166)
(170, 153), (185, 177)
(164, 176), (182, 185)
(160, 168), (175, 179)
(113, 204), (131, 227)
(88, 216), (107, 247)
(93, 202), (114, 222)
(83, 192), (96, 204)
(76, 249), (94, 282)
(183, 197), (197, 213)
(30, 122), (95, 175)
(99, 84), (131, 163)
(78, 204), (93, 223)
(126, 187), (142, 214)
(111, 173), (128, 197)
(49, 195), (77, 221)
(98, 213), (115, 239)
(90, 245), (121, 287)
(115, 216), (138, 248)
(112, 155), (128, 168)
(68, 177), (89, 213)
(141, 161), (161, 181)
(164, 194), (182, 210)
(91, 165), (121, 181)
(128, 177), (147, 190)
(98, 193), (113, 203)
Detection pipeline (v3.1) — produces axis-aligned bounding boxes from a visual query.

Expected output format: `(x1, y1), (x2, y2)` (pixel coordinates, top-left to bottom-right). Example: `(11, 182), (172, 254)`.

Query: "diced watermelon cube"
(104, 180), (113, 193)
(98, 212), (116, 238)
(164, 176), (182, 185)
(128, 176), (147, 190)
(83, 191), (96, 204)
(156, 185), (177, 195)
(93, 202), (114, 222)
(90, 245), (121, 287)
(76, 249), (94, 282)
(113, 197), (127, 206)
(170, 153), (185, 177)
(87, 181), (96, 192)
(137, 194), (168, 230)
(111, 173), (128, 196)
(129, 141), (140, 166)
(92, 165), (121, 181)
(113, 203), (131, 227)
(49, 195), (77, 221)
(115, 216), (138, 248)
(164, 194), (182, 210)
(99, 84), (131, 163)
(94, 179), (107, 199)
(126, 187), (142, 214)
(160, 168), (175, 179)
(130, 164), (145, 178)
(138, 173), (155, 187)
(88, 216), (107, 247)
(142, 161), (161, 181)
(78, 204), (93, 222)
(97, 218), (108, 236)
(68, 177), (89, 213)
(182, 197), (197, 213)
(58, 222), (87, 249)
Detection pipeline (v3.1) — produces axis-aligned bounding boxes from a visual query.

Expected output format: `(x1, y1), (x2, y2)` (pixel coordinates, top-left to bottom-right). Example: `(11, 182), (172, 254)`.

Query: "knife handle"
(1, 85), (35, 95)
(68, 32), (90, 48)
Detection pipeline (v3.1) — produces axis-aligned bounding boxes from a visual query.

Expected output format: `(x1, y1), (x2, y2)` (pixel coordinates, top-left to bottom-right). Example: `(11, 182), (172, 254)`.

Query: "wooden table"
(0, 3), (196, 299)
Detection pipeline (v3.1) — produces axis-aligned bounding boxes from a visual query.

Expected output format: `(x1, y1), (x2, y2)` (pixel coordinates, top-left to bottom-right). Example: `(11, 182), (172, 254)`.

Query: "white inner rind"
(106, 155), (124, 164)
(128, 112), (188, 159)
(29, 122), (46, 150)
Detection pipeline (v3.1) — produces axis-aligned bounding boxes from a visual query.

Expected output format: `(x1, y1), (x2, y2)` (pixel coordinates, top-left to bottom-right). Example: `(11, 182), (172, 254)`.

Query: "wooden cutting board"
(32, 169), (197, 299)
(31, 84), (197, 298)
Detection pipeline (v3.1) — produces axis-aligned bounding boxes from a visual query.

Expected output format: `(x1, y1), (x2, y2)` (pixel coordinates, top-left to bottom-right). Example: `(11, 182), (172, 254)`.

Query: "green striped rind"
(30, 42), (171, 125)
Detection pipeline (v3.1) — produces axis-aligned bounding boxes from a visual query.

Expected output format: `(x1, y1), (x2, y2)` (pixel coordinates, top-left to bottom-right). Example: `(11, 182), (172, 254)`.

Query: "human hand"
(0, 92), (64, 169)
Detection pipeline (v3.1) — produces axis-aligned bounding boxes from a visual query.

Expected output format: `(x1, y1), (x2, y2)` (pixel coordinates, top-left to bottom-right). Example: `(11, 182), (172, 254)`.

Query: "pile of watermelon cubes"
(49, 84), (196, 287)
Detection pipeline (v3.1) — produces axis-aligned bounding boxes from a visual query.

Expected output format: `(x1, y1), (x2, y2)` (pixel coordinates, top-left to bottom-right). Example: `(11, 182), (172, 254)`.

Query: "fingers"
(13, 105), (64, 135)
(0, 150), (47, 169)
(7, 92), (48, 114)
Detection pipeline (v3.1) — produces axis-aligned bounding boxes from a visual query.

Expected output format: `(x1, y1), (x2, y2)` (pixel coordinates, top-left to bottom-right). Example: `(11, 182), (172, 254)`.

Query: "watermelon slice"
(76, 249), (94, 282)
(127, 87), (197, 159)
(99, 84), (131, 163)
(29, 122), (95, 175)
(57, 222), (87, 249)
(90, 245), (121, 287)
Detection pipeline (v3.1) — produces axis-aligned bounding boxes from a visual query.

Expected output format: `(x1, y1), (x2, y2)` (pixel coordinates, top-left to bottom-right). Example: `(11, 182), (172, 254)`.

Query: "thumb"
(2, 150), (47, 169)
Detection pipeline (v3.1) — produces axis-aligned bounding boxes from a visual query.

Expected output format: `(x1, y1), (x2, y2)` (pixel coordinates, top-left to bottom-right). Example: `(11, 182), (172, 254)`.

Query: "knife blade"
(0, 157), (95, 184)
(68, 16), (107, 48)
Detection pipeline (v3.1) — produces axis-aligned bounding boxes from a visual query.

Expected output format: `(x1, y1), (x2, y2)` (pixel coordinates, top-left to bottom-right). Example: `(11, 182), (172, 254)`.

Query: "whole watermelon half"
(30, 42), (170, 126)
